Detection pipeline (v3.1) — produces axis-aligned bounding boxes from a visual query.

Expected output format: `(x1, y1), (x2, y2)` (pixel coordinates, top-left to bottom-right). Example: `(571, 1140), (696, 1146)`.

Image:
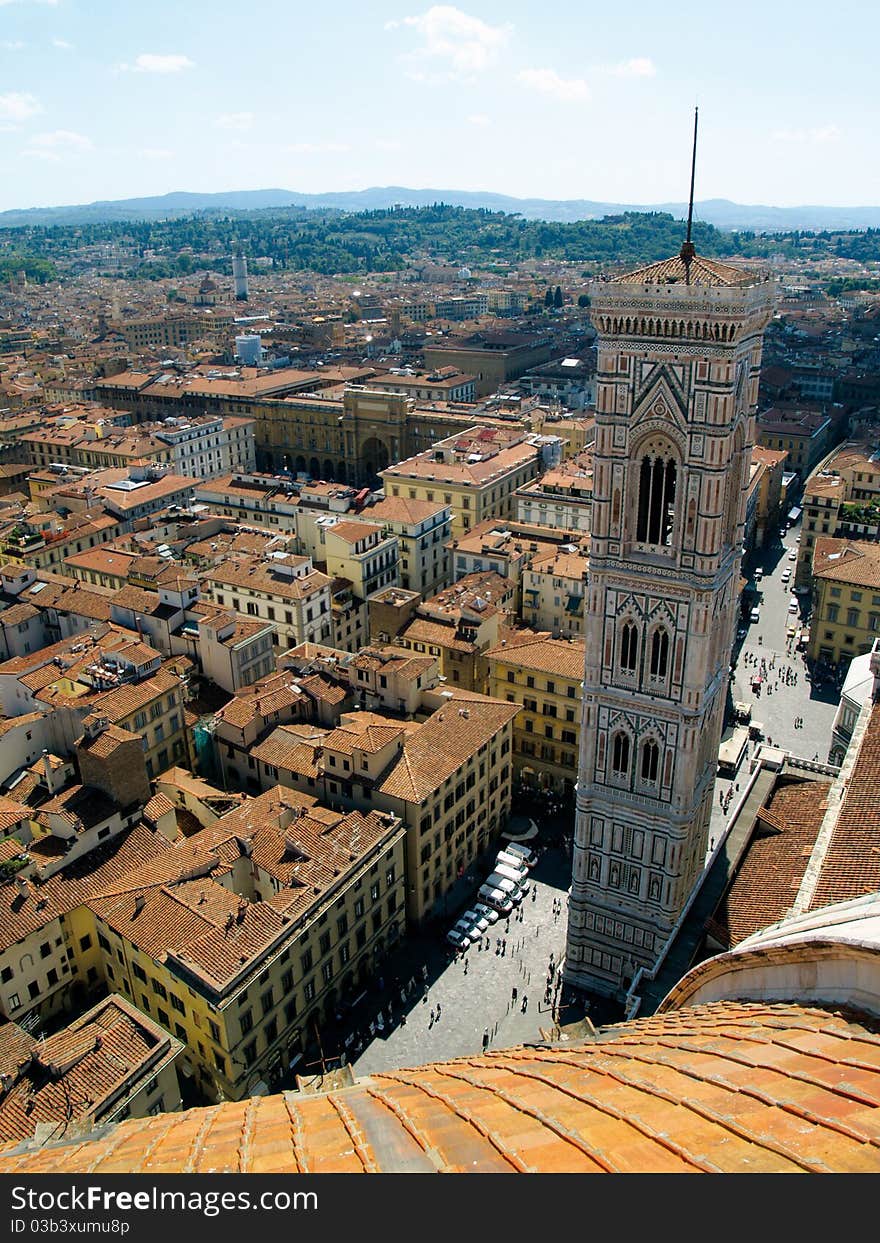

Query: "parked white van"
(493, 863), (531, 893)
(496, 850), (529, 878)
(501, 842), (537, 869)
(485, 871), (523, 901)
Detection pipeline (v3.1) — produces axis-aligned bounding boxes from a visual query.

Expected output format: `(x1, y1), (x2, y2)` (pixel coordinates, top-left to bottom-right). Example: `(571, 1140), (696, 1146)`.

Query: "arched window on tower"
(649, 628), (670, 679)
(611, 732), (630, 778)
(636, 454), (677, 546)
(640, 739), (660, 784)
(620, 621), (638, 673)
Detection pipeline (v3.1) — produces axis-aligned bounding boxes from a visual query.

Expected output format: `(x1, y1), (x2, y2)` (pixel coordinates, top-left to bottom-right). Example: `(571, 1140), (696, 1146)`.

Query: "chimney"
(41, 750), (53, 791)
(133, 894), (146, 915)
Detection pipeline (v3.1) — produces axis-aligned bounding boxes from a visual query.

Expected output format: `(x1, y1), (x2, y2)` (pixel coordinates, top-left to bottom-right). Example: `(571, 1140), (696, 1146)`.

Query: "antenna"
(680, 106), (699, 284)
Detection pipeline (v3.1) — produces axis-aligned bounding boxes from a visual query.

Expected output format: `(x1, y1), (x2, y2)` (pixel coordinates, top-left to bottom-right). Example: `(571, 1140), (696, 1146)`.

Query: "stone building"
(565, 249), (775, 999)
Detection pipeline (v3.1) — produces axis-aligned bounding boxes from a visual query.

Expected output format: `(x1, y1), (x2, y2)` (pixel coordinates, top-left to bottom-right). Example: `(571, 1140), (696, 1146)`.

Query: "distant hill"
(2, 187), (880, 233)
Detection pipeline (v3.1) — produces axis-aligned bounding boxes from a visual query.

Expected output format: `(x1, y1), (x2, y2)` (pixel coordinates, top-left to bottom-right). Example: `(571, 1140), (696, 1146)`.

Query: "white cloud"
(606, 57), (656, 78)
(52, 38), (73, 49)
(467, 113), (490, 127)
(287, 141), (350, 154)
(0, 91), (42, 122)
(1, 40), (26, 50)
(119, 53), (195, 74)
(216, 111), (255, 131)
(772, 124), (840, 144)
(517, 67), (589, 102)
(387, 5), (511, 77)
(22, 129), (93, 160)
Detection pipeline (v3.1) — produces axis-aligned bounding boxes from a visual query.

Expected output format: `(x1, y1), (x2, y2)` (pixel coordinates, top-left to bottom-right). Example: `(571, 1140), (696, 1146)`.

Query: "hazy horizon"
(1, 1), (878, 214)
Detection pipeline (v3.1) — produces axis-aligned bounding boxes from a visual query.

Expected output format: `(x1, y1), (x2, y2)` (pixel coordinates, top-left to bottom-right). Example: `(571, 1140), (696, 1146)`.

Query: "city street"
(709, 522), (841, 844)
(349, 845), (593, 1075)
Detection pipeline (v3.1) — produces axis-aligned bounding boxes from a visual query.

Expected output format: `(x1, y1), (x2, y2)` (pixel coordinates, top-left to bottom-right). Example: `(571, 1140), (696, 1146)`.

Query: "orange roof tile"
(3, 1001), (878, 1173)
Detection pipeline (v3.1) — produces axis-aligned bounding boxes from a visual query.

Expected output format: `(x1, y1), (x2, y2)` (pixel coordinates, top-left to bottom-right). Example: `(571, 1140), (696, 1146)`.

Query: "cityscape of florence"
(0, 0), (878, 1196)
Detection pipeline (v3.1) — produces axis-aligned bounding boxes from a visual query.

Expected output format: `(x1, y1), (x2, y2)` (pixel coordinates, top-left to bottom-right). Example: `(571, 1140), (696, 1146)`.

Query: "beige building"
(252, 694), (519, 926)
(382, 425), (542, 538)
(809, 538), (880, 664)
(87, 788), (406, 1101)
(486, 633), (584, 794)
(515, 455), (593, 534)
(202, 552), (333, 651)
(396, 571), (515, 691)
(422, 331), (553, 398)
(521, 542), (589, 638)
(193, 473), (302, 531)
(348, 646), (438, 716)
(360, 496), (451, 597)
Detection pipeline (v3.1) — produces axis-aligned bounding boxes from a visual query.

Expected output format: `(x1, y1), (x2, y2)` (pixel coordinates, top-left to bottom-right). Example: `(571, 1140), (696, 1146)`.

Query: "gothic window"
(620, 621), (638, 673)
(611, 732), (630, 777)
(640, 739), (660, 784)
(649, 628), (669, 679)
(636, 453), (677, 546)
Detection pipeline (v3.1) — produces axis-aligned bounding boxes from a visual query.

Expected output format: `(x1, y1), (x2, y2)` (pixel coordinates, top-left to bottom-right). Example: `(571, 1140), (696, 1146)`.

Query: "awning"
(788, 506), (802, 522)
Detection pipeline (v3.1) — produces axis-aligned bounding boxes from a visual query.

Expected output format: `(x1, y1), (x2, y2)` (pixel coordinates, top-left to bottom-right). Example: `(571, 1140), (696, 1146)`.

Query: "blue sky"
(0, 0), (878, 212)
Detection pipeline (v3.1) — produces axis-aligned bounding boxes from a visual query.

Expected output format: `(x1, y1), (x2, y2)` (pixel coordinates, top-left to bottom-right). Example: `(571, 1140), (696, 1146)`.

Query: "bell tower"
(565, 129), (775, 998)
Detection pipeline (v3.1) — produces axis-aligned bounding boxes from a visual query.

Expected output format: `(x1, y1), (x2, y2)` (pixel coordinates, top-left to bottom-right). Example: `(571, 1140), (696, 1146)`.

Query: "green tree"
(544, 287), (554, 307)
(554, 285), (563, 308)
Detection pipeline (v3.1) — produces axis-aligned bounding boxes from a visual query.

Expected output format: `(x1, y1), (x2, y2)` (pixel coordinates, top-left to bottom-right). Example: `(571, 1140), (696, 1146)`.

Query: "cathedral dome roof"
(4, 898), (880, 1174)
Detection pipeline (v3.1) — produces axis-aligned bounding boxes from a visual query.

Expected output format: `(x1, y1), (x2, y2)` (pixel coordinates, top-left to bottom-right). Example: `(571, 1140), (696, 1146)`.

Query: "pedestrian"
(482, 1029), (489, 1051)
(436, 1003), (441, 1019)
(512, 986), (518, 1003)
(522, 995), (528, 1013)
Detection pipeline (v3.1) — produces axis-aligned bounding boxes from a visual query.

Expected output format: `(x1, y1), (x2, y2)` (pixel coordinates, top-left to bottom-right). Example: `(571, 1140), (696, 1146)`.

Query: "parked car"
(788, 599), (798, 614)
(787, 549), (797, 561)
(754, 568), (763, 581)
(781, 568), (791, 582)
(501, 841), (537, 869)
(750, 607), (760, 623)
(446, 927), (471, 950)
(478, 884), (514, 915)
(462, 909), (490, 935)
(473, 901), (500, 924)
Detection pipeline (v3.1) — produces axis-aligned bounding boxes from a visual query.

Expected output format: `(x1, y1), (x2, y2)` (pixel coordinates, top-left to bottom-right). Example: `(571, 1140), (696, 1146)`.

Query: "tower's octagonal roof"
(613, 253), (759, 287)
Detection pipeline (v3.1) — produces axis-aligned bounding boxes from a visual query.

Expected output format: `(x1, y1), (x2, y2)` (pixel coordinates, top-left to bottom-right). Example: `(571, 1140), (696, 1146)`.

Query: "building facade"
(565, 251), (775, 998)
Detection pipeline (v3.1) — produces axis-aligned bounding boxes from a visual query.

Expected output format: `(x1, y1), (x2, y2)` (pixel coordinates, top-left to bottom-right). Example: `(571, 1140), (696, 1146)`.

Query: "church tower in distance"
(564, 239), (775, 999)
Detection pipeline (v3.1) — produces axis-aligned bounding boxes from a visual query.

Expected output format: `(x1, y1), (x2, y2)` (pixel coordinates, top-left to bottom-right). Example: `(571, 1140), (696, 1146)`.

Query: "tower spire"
(680, 106), (699, 284)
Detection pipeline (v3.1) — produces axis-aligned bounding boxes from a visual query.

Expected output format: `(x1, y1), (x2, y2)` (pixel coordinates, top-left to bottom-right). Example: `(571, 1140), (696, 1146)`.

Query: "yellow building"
(86, 787), (406, 1102)
(486, 633), (584, 795)
(809, 537), (880, 665)
(253, 693), (519, 926)
(382, 425), (541, 539)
